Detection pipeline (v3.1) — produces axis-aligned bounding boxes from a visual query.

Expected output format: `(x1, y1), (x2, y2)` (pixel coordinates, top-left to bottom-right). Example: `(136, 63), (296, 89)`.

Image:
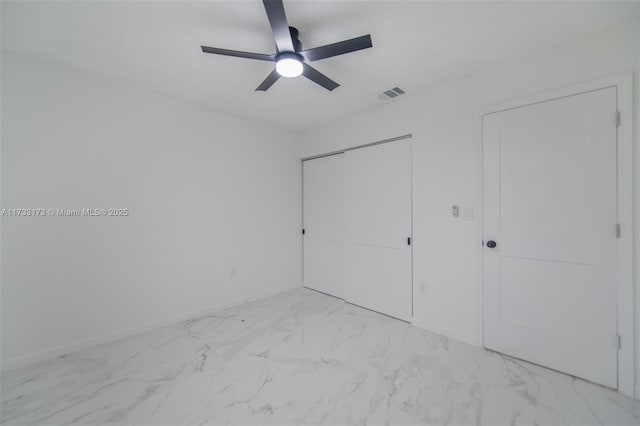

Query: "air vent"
(376, 86), (406, 101)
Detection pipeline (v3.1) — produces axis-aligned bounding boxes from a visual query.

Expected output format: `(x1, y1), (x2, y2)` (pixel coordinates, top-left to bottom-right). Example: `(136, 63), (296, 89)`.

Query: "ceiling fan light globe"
(276, 58), (303, 78)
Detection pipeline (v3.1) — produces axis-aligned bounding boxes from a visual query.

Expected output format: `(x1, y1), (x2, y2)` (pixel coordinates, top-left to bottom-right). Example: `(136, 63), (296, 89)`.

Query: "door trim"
(477, 73), (634, 398)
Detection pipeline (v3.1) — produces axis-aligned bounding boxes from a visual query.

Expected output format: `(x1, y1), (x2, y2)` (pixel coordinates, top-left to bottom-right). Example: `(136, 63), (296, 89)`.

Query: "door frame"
(477, 73), (634, 398)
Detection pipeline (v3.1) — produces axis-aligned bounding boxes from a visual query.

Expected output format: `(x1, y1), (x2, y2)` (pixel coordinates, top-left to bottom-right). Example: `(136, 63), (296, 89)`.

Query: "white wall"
(301, 22), (639, 394)
(1, 53), (302, 369)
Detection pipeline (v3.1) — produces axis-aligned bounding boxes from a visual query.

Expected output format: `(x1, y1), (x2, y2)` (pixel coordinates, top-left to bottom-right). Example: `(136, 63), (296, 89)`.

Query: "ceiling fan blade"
(262, 0), (294, 52)
(201, 46), (276, 61)
(300, 35), (372, 62)
(302, 63), (339, 91)
(255, 69), (281, 91)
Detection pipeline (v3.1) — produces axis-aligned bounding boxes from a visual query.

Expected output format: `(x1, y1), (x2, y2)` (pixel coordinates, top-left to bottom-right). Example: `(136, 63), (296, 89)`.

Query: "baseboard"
(1, 284), (300, 373)
(411, 319), (482, 347)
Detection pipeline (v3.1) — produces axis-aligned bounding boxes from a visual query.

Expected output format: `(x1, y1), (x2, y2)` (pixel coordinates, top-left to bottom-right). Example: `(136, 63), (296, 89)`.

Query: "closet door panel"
(344, 141), (412, 320)
(302, 154), (345, 298)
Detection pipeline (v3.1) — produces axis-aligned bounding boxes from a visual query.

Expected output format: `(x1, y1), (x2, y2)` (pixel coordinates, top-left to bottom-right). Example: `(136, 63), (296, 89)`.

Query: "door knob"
(486, 240), (497, 248)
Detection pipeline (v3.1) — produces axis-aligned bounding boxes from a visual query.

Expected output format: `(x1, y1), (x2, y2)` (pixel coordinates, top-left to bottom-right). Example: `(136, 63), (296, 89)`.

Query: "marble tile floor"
(1, 287), (639, 426)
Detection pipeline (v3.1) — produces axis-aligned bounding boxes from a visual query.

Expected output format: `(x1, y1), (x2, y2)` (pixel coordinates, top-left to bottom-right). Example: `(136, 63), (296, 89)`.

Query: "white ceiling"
(2, 1), (638, 131)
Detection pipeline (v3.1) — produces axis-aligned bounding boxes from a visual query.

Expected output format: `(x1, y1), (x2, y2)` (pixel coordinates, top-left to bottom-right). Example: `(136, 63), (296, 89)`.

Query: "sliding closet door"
(344, 140), (412, 321)
(302, 154), (345, 298)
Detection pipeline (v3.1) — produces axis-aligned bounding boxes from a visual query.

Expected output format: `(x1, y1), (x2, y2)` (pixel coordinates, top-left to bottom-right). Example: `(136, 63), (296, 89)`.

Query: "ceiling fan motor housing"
(276, 51), (303, 62)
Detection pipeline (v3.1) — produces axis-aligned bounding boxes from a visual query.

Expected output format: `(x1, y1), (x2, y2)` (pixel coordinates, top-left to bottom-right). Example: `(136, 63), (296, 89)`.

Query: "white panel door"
(303, 154), (345, 298)
(345, 140), (412, 321)
(483, 87), (618, 388)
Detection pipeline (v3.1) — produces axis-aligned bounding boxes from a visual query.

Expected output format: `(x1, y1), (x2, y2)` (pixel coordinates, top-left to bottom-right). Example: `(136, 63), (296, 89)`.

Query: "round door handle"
(486, 240), (497, 248)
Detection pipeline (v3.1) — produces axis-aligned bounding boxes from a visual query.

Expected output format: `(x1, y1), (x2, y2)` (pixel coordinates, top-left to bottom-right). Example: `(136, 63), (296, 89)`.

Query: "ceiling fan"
(200, 0), (373, 92)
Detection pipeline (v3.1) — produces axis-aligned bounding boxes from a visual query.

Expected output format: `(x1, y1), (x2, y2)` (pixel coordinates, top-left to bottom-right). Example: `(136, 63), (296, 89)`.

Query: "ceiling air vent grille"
(377, 86), (406, 101)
